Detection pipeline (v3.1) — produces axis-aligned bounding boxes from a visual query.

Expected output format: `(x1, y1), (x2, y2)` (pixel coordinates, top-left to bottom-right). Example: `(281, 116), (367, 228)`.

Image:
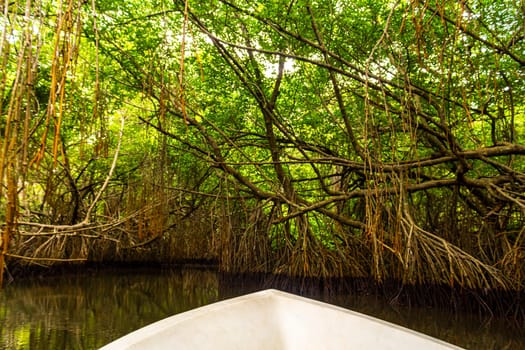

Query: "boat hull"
(100, 289), (462, 349)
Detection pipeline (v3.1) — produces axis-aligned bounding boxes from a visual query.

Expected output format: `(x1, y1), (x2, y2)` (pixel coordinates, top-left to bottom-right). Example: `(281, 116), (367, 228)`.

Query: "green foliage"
(2, 0), (525, 289)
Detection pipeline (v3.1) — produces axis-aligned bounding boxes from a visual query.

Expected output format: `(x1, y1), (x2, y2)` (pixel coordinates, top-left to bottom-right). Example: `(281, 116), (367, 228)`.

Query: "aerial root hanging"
(397, 212), (513, 291)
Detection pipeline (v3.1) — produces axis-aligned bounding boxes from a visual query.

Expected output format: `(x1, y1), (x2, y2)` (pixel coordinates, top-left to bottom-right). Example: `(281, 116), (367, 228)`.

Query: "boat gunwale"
(99, 289), (464, 349)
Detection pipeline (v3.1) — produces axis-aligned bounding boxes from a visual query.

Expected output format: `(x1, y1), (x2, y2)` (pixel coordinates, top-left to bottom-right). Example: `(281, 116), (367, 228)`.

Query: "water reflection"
(0, 267), (524, 349)
(0, 267), (219, 349)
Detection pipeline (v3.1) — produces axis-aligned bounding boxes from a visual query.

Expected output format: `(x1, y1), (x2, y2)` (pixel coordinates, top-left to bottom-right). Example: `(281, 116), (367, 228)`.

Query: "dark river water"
(0, 266), (523, 349)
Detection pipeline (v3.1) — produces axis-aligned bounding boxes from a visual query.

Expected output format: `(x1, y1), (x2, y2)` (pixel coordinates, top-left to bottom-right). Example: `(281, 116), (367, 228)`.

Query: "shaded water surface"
(0, 267), (523, 349)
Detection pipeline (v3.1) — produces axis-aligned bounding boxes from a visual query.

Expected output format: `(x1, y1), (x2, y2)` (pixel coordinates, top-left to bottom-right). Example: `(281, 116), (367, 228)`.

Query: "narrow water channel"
(0, 266), (523, 349)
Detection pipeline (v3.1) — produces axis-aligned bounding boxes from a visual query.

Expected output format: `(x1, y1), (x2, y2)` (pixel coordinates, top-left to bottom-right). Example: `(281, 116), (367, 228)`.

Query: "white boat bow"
(100, 289), (463, 349)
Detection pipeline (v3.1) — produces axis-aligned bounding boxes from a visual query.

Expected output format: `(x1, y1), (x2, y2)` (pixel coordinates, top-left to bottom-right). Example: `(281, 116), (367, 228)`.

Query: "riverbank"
(5, 260), (525, 329)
